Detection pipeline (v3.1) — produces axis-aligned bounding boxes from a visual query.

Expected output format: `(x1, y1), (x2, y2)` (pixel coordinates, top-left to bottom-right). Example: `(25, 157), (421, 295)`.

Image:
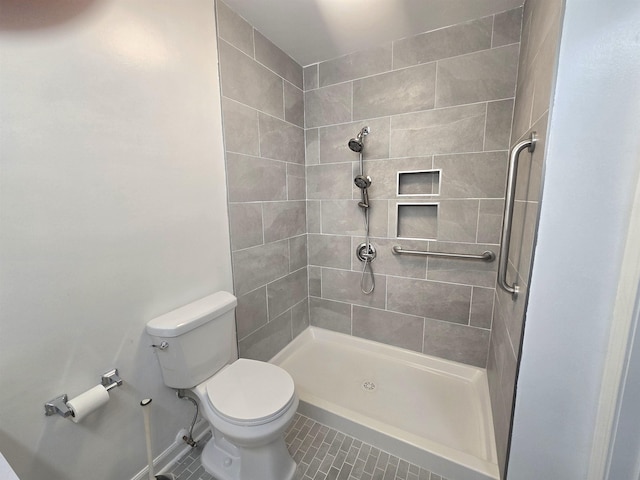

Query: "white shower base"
(271, 327), (499, 480)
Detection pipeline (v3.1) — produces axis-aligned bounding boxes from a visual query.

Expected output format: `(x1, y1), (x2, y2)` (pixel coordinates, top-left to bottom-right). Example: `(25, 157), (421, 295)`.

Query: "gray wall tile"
(352, 237), (426, 279)
(229, 202), (263, 251)
(226, 153), (286, 202)
(236, 287), (268, 339)
(305, 128), (320, 165)
(352, 306), (424, 352)
(436, 44), (519, 107)
(292, 298), (310, 338)
(363, 157), (434, 200)
(306, 200), (321, 233)
(254, 30), (303, 89)
(289, 235), (307, 272)
(222, 98), (259, 156)
(287, 163), (306, 201)
(321, 200), (388, 238)
(263, 201), (306, 243)
(259, 113), (305, 164)
(437, 199), (480, 243)
(305, 83), (352, 128)
(470, 286), (495, 330)
(232, 240), (289, 296)
(219, 40), (284, 119)
(426, 242), (498, 288)
(485, 99), (515, 151)
(267, 268), (308, 320)
(353, 63), (436, 119)
(238, 309), (293, 361)
(390, 104), (486, 157)
(387, 276), (471, 324)
(319, 43), (392, 87)
(309, 297), (351, 334)
(320, 117), (390, 164)
(492, 8), (523, 48)
(308, 266), (322, 297)
(304, 64), (319, 91)
(308, 234), (351, 269)
(321, 269), (386, 309)
(285, 82), (305, 128)
(393, 17), (493, 69)
(423, 319), (490, 367)
(478, 199), (505, 244)
(435, 151), (508, 199)
(216, 0), (253, 57)
(307, 163), (353, 200)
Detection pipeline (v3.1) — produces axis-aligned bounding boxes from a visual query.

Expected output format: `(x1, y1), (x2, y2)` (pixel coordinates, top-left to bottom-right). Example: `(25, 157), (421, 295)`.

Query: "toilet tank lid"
(146, 291), (237, 338)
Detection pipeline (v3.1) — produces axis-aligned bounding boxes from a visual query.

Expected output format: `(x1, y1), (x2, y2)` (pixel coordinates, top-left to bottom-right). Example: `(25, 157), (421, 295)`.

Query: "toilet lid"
(206, 359), (295, 426)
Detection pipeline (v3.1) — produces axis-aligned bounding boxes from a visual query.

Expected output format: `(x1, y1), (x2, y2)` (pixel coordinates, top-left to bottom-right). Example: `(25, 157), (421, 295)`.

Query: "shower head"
(348, 126), (370, 153)
(354, 175), (371, 189)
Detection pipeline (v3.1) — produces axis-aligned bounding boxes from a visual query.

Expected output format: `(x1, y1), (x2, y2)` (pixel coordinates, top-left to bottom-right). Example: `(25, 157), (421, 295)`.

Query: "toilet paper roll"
(66, 385), (110, 423)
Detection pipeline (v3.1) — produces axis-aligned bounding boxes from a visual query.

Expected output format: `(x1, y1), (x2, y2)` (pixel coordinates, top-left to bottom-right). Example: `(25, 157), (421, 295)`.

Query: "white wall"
(0, 2), (232, 479)
(508, 0), (640, 478)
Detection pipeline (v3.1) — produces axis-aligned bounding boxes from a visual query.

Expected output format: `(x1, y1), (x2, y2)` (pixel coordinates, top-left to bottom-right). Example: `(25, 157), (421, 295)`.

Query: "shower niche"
(395, 169), (440, 240)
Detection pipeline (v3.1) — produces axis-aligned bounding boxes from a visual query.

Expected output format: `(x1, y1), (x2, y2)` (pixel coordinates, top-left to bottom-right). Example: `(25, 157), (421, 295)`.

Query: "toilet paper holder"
(44, 368), (123, 418)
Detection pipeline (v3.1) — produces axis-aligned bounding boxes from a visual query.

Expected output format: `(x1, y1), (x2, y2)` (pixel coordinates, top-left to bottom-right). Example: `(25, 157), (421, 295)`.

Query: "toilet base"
(200, 431), (296, 480)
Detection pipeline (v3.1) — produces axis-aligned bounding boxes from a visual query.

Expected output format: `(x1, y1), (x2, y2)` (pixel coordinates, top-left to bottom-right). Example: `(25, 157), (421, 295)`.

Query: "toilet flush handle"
(151, 341), (169, 350)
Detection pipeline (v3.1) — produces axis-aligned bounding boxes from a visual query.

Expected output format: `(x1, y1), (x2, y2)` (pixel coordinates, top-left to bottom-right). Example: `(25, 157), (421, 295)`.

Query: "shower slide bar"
(391, 245), (495, 262)
(497, 132), (537, 298)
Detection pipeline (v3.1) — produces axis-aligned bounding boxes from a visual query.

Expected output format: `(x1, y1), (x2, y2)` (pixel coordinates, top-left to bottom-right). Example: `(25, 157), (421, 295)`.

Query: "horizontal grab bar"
(391, 245), (495, 262)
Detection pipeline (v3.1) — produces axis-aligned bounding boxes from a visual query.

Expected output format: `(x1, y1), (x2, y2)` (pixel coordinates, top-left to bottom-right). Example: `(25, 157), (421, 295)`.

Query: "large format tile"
(289, 234), (307, 272)
(267, 268), (308, 320)
(393, 17), (492, 69)
(352, 305), (424, 352)
(306, 163), (353, 200)
(485, 99), (515, 151)
(321, 268), (386, 309)
(353, 62), (436, 119)
(235, 286), (268, 339)
(291, 298), (310, 338)
(228, 202), (263, 251)
(437, 199), (480, 243)
(362, 157), (434, 200)
(216, 0), (253, 57)
(254, 30), (303, 88)
(221, 98), (259, 156)
(319, 43), (392, 87)
(262, 201), (306, 243)
(436, 44), (519, 107)
(259, 113), (304, 164)
(284, 82), (304, 128)
(387, 276), (472, 324)
(390, 104), (486, 157)
(287, 163), (306, 201)
(470, 286), (495, 329)
(423, 319), (490, 367)
(218, 40), (284, 119)
(477, 199), (505, 245)
(309, 296), (351, 334)
(226, 153), (286, 202)
(435, 151), (508, 199)
(321, 199), (388, 238)
(238, 309), (293, 361)
(319, 117), (390, 164)
(305, 83), (352, 128)
(303, 64), (319, 91)
(492, 8), (523, 48)
(232, 240), (289, 295)
(308, 234), (351, 269)
(351, 237), (427, 279)
(426, 242), (498, 288)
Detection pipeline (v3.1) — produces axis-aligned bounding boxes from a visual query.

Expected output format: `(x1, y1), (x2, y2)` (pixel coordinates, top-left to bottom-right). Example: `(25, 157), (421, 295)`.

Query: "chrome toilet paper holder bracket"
(44, 368), (122, 418)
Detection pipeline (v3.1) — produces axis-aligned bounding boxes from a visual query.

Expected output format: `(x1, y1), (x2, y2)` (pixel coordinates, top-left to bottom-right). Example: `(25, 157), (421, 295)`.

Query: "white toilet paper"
(66, 385), (110, 423)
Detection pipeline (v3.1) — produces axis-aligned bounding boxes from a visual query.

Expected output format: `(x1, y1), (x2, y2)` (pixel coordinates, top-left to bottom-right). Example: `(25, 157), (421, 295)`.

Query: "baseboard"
(130, 420), (209, 480)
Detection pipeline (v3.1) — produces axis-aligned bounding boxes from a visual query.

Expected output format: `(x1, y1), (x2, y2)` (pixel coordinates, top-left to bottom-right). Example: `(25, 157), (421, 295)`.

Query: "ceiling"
(223, 0), (524, 66)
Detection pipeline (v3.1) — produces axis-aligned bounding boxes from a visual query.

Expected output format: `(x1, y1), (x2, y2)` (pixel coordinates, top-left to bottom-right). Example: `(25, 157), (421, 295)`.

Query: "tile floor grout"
(167, 413), (448, 480)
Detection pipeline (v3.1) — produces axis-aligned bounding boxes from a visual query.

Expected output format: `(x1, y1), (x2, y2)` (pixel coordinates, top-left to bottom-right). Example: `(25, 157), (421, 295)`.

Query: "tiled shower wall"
(216, 0), (309, 360)
(487, 0), (563, 475)
(304, 9), (523, 367)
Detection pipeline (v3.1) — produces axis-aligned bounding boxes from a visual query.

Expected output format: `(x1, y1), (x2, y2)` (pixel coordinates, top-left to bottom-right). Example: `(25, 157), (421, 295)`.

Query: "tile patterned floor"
(167, 413), (448, 480)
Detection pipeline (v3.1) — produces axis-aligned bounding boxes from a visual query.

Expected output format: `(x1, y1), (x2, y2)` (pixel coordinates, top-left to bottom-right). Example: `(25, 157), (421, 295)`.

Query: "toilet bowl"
(146, 291), (298, 480)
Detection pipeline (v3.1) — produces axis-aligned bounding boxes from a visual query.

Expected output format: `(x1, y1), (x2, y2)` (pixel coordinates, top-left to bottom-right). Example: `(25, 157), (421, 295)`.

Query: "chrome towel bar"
(391, 245), (495, 262)
(497, 132), (537, 297)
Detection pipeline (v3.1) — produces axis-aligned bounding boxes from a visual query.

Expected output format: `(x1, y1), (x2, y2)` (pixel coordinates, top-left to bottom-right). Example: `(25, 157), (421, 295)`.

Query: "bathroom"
(1, 0), (639, 479)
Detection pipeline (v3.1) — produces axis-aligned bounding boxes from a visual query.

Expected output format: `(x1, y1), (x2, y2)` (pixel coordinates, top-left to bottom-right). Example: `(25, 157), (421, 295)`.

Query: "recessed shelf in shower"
(397, 169), (441, 196)
(396, 203), (438, 240)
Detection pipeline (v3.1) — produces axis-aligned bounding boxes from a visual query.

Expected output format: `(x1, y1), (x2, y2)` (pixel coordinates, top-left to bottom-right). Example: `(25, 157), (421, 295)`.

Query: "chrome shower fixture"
(348, 126), (370, 153)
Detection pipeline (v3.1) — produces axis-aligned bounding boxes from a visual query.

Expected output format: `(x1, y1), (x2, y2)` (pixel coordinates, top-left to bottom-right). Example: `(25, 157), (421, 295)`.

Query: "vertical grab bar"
(498, 132), (537, 297)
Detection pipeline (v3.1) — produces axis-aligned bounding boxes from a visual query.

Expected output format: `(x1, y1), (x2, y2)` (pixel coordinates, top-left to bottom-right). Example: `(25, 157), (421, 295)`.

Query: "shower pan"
(349, 126), (376, 295)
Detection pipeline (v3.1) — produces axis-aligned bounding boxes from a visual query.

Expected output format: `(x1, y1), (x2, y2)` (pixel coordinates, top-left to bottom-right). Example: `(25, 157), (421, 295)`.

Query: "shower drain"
(362, 380), (376, 391)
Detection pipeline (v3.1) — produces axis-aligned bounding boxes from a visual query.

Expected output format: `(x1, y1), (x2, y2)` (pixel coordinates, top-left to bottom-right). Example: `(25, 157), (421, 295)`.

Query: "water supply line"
(349, 126), (375, 295)
(176, 390), (199, 448)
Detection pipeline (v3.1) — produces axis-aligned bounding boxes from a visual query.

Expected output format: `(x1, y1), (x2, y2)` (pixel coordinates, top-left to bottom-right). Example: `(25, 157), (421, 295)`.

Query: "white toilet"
(146, 291), (298, 480)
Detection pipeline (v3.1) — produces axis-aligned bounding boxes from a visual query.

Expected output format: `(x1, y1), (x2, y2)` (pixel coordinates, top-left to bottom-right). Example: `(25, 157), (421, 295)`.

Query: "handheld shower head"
(354, 175), (371, 189)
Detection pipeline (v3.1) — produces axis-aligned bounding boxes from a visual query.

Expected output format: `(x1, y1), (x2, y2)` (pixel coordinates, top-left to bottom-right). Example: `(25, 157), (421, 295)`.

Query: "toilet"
(146, 291), (298, 480)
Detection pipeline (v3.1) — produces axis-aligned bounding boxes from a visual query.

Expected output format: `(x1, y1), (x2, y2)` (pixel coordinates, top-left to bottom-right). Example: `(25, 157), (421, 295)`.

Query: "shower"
(349, 126), (375, 295)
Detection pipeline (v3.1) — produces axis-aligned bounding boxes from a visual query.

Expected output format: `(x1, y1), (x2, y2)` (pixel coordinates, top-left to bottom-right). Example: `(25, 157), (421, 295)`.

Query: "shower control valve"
(356, 243), (377, 262)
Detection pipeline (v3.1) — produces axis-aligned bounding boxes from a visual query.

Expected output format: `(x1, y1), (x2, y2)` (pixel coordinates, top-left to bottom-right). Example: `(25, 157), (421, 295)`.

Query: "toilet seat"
(205, 359), (295, 426)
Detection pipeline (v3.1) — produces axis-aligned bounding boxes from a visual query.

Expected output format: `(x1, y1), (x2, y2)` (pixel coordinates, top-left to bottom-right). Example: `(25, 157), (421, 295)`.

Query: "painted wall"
(303, 9), (522, 367)
(508, 0), (640, 477)
(215, 0), (309, 362)
(0, 2), (232, 479)
(486, 0), (563, 474)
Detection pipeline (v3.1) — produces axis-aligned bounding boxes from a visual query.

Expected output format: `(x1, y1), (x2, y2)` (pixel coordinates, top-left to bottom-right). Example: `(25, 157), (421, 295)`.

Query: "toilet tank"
(146, 291), (238, 389)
